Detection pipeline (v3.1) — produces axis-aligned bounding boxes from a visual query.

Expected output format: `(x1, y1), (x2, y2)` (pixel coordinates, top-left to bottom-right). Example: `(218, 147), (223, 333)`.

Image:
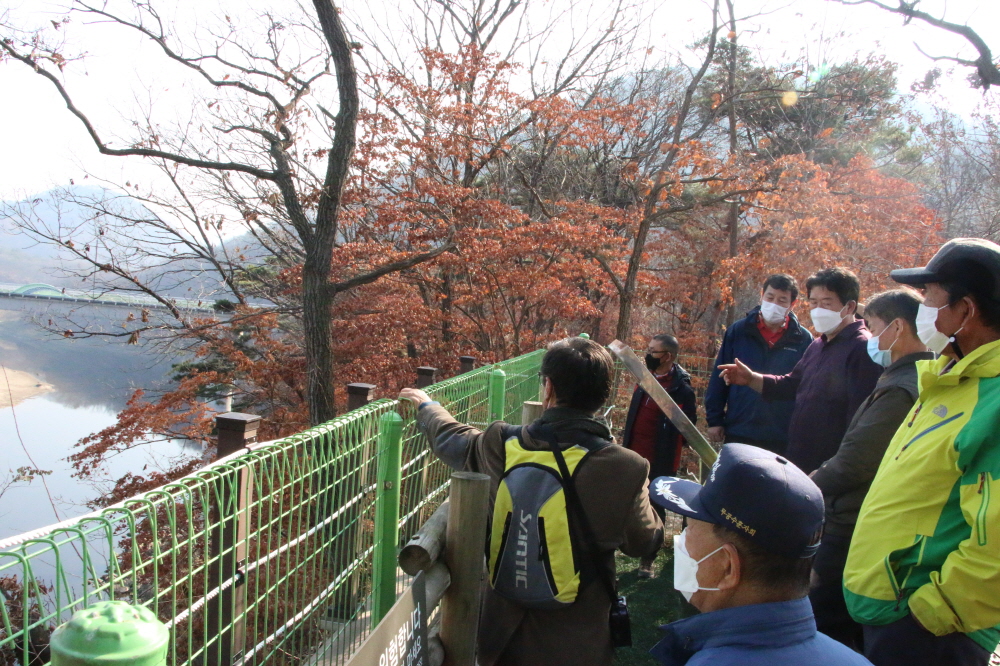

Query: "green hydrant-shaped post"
(50, 601), (169, 666)
(488, 368), (507, 422)
(372, 411), (404, 627)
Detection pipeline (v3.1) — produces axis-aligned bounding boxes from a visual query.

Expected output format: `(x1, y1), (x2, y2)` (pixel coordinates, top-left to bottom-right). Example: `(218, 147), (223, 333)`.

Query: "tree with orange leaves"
(2, 0), (948, 499)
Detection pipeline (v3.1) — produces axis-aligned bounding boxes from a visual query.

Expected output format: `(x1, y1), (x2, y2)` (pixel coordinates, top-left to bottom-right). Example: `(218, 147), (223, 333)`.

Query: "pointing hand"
(718, 358), (755, 386)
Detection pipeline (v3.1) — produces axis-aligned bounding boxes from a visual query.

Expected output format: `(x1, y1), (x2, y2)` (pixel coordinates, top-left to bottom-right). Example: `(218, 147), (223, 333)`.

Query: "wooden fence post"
(346, 383), (376, 411)
(440, 472), (490, 666)
(458, 356), (476, 374)
(416, 367), (438, 388)
(521, 400), (543, 425)
(207, 412), (259, 666)
(328, 383), (378, 620)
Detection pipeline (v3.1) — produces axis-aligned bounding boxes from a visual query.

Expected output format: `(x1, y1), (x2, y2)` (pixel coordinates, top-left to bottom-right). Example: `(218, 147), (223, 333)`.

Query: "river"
(0, 297), (201, 540)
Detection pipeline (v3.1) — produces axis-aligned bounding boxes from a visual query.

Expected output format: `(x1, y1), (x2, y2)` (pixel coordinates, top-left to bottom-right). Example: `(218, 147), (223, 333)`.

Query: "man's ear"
(961, 296), (977, 325)
(717, 543), (742, 592)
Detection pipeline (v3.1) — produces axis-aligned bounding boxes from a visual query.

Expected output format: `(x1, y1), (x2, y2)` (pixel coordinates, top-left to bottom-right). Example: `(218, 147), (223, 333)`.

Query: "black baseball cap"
(890, 238), (1000, 300)
(649, 443), (824, 558)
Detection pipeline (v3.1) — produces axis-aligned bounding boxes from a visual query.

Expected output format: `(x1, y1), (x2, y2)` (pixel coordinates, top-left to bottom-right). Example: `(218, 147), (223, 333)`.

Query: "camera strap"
(540, 429), (619, 603)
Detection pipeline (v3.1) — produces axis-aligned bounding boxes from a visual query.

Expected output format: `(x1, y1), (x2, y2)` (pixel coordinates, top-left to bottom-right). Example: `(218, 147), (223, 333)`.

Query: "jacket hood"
(671, 363), (693, 385)
(918, 338), (1000, 393)
(650, 598), (817, 665)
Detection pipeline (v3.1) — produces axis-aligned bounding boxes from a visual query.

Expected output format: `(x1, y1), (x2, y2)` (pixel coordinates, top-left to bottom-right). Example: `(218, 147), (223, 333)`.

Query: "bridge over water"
(0, 282), (217, 313)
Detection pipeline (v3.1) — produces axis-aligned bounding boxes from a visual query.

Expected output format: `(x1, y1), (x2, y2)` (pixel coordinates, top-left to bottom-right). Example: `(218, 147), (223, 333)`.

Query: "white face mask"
(810, 305), (847, 334)
(673, 529), (725, 603)
(760, 300), (789, 325)
(916, 303), (954, 355)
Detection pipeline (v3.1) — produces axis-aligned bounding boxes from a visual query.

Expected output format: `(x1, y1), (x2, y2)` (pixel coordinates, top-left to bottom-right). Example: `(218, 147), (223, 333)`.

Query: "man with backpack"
(399, 337), (664, 666)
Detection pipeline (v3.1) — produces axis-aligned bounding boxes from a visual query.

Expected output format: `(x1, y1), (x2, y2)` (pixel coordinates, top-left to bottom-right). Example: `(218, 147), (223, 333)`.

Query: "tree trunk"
(308, 0), (359, 425)
(724, 0), (740, 328)
(303, 256), (337, 425)
(615, 211), (655, 342)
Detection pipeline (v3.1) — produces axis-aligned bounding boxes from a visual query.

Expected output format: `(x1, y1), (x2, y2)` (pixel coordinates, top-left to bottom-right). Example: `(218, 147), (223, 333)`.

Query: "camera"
(609, 595), (632, 648)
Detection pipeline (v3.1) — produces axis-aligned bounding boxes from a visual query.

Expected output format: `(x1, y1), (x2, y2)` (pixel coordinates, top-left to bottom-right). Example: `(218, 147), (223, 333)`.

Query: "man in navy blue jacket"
(647, 444), (872, 666)
(705, 274), (812, 455)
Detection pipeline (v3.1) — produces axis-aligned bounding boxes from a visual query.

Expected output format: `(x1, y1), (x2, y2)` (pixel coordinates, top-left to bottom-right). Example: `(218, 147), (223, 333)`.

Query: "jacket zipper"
(888, 536), (928, 610)
(977, 473), (991, 547)
(895, 412), (964, 460)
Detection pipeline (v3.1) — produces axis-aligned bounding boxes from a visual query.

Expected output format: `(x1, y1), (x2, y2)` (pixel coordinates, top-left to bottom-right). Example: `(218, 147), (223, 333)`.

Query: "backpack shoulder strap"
(530, 427), (618, 602)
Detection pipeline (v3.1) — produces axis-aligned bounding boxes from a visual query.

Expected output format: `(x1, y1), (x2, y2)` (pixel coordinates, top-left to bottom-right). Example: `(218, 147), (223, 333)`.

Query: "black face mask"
(645, 353), (661, 372)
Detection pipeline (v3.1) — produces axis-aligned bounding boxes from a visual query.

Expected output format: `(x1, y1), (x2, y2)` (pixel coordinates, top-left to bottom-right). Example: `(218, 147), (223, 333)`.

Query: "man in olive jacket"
(809, 289), (932, 650)
(399, 337), (663, 666)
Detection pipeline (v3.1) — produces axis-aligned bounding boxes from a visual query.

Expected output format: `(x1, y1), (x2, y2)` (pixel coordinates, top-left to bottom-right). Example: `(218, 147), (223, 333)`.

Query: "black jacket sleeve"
(811, 386), (915, 498)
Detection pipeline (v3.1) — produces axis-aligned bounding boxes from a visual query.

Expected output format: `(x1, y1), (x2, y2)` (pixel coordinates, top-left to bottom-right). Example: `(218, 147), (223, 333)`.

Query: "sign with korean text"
(347, 571), (428, 666)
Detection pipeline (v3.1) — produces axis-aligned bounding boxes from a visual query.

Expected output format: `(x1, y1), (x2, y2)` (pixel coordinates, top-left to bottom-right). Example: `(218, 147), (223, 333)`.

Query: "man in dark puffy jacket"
(809, 289), (932, 651)
(705, 274), (812, 454)
(621, 333), (697, 577)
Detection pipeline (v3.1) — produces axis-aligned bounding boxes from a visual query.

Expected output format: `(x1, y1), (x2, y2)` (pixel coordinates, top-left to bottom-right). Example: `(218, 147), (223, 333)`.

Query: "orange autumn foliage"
(70, 44), (943, 501)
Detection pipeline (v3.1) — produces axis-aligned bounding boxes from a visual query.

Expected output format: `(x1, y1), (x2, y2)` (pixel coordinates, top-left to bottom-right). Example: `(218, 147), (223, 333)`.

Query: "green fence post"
(372, 411), (404, 626)
(50, 601), (169, 666)
(489, 368), (507, 422)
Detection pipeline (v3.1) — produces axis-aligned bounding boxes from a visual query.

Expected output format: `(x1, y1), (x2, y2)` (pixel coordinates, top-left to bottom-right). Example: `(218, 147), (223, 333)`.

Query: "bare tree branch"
(830, 0), (1000, 89)
(328, 240), (457, 295)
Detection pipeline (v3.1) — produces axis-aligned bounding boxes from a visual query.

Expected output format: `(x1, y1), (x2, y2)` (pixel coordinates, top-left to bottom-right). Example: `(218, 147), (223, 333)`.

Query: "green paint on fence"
(0, 347), (713, 666)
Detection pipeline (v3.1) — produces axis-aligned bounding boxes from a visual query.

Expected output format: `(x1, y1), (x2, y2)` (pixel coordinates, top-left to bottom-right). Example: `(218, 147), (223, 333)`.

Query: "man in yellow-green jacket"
(844, 238), (1000, 665)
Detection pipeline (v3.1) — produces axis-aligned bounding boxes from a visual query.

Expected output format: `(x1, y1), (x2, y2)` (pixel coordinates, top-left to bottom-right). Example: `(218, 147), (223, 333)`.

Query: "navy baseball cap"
(649, 443), (824, 558)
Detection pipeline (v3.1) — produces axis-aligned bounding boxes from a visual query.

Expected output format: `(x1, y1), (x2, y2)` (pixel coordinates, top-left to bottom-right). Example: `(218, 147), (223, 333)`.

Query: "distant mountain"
(0, 186), (274, 299)
(0, 186), (118, 286)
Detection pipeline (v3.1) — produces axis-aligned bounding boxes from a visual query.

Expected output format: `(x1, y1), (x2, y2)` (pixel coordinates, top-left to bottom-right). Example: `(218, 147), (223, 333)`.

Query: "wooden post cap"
(215, 412), (261, 433)
(416, 367), (439, 388)
(346, 383), (377, 410)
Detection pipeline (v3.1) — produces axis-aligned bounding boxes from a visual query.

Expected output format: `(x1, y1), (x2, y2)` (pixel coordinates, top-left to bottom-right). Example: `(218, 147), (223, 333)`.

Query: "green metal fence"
(0, 350), (544, 666)
(0, 344), (714, 666)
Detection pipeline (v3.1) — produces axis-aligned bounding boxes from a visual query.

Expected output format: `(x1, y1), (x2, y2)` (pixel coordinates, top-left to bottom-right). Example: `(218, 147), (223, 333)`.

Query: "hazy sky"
(1, 0), (996, 201)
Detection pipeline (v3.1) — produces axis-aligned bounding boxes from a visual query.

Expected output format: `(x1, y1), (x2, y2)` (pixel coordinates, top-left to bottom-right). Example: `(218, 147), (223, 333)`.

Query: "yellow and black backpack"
(487, 423), (611, 610)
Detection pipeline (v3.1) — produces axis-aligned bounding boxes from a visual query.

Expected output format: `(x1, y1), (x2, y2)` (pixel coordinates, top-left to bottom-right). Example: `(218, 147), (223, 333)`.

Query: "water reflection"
(0, 298), (176, 411)
(0, 298), (202, 538)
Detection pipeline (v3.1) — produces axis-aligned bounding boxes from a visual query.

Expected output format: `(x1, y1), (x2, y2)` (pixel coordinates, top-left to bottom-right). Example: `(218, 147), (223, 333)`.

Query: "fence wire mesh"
(0, 351), (544, 666)
(0, 346), (708, 666)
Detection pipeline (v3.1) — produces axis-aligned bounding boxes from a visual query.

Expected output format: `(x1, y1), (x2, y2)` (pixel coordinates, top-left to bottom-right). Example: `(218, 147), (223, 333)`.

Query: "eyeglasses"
(646, 349), (669, 355)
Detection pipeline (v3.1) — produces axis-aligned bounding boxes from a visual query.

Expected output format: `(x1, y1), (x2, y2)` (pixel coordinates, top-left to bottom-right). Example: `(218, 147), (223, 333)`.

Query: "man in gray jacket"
(809, 289), (933, 650)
